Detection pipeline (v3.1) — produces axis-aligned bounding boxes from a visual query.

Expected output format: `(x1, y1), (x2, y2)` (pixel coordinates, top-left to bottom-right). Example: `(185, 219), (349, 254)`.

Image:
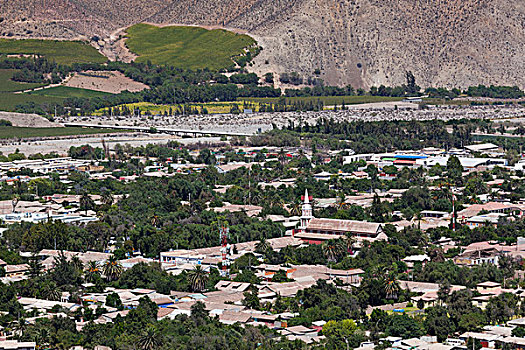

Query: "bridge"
(63, 123), (254, 137)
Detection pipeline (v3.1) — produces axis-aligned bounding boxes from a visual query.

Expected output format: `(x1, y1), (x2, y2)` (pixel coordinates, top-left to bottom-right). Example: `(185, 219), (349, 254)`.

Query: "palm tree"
(101, 190), (114, 206)
(12, 318), (27, 338)
(188, 265), (208, 292)
(32, 328), (50, 347)
(70, 256), (83, 272)
(289, 201), (302, 216)
(322, 240), (345, 262)
(42, 282), (61, 301)
(79, 192), (94, 215)
(137, 327), (161, 350)
(342, 236), (356, 254)
(84, 261), (100, 283)
(255, 238), (270, 254)
(384, 274), (400, 300)
(103, 256), (123, 282)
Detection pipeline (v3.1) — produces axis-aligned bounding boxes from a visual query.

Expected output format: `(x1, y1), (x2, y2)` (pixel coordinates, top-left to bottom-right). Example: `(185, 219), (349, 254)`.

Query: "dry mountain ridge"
(0, 0), (524, 89)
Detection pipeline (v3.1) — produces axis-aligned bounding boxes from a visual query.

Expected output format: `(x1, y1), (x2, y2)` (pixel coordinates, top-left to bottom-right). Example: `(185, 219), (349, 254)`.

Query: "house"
(465, 143), (503, 155)
(4, 264), (29, 278)
(212, 203), (262, 218)
(477, 281), (502, 294)
(459, 332), (499, 348)
(453, 247), (501, 266)
(0, 341), (36, 350)
(402, 254), (430, 268)
(458, 202), (523, 221)
(466, 213), (508, 228)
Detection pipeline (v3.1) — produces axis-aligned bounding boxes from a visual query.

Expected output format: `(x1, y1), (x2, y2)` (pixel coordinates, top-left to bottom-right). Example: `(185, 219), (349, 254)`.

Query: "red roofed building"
(295, 189), (386, 244)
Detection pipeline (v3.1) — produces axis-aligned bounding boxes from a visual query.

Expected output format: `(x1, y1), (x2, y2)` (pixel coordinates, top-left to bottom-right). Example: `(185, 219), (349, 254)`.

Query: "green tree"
(322, 319), (357, 338)
(103, 256), (123, 282)
(242, 286), (261, 310)
(137, 327), (162, 350)
(188, 265), (208, 292)
(424, 306), (455, 342)
(447, 156), (463, 182)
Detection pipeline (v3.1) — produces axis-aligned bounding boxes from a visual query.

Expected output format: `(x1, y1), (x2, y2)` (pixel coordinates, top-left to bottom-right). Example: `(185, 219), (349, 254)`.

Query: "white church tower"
(299, 188), (314, 232)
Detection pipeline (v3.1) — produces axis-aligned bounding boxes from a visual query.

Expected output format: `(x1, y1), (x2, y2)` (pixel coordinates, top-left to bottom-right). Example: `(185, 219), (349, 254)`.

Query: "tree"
(322, 319), (357, 338)
(385, 314), (424, 339)
(28, 254), (42, 278)
(242, 286), (261, 310)
(322, 240), (345, 262)
(465, 176), (489, 197)
(424, 306), (455, 342)
(79, 192), (95, 215)
(512, 327), (525, 337)
(84, 261), (100, 283)
(404, 71), (420, 95)
(384, 274), (400, 301)
(370, 193), (387, 222)
(447, 156), (463, 182)
(137, 327), (161, 350)
(103, 256), (123, 282)
(42, 281), (61, 301)
(437, 280), (451, 305)
(272, 269), (291, 282)
(106, 292), (123, 309)
(255, 238), (270, 254)
(188, 265), (208, 292)
(467, 337), (482, 350)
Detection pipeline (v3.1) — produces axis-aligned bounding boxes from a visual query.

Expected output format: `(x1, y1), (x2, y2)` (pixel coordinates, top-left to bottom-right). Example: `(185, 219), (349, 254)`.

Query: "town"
(0, 116), (525, 350)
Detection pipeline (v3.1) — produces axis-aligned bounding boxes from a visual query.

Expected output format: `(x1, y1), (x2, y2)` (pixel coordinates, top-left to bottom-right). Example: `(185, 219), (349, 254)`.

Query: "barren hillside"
(1, 0), (524, 89)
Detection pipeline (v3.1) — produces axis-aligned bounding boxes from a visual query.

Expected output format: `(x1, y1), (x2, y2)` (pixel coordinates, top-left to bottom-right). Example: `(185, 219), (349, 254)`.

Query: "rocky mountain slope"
(1, 0), (524, 89)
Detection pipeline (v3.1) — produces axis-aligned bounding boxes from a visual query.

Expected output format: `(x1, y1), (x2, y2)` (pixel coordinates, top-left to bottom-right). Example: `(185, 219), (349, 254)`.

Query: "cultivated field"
(0, 39), (107, 65)
(125, 24), (256, 70)
(0, 91), (62, 111)
(0, 126), (126, 139)
(64, 71), (149, 94)
(0, 69), (46, 92)
(29, 86), (111, 99)
(95, 101), (257, 115)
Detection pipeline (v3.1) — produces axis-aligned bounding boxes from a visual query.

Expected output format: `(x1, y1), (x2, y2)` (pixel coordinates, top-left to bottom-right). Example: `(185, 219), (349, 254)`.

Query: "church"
(294, 189), (388, 245)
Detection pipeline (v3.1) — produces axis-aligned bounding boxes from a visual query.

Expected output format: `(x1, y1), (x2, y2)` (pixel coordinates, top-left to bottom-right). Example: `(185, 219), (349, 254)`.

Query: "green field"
(29, 86), (111, 99)
(0, 39), (106, 65)
(0, 69), (46, 92)
(125, 24), (256, 70)
(0, 92), (63, 111)
(240, 95), (405, 106)
(0, 126), (126, 139)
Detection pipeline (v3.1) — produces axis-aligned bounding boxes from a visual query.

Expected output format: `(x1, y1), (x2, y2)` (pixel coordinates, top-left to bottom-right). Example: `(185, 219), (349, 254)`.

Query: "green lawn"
(0, 69), (46, 92)
(125, 24), (256, 70)
(240, 95), (405, 106)
(29, 86), (111, 98)
(0, 126), (126, 139)
(0, 39), (106, 65)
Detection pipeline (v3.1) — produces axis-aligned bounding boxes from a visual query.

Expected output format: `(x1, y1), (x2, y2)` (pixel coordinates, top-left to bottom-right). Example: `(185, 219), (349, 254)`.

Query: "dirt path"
(13, 74), (73, 94)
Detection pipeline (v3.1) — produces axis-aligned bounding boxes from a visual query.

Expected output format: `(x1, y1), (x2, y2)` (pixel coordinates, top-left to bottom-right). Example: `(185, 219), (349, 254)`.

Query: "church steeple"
(299, 189), (313, 232)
